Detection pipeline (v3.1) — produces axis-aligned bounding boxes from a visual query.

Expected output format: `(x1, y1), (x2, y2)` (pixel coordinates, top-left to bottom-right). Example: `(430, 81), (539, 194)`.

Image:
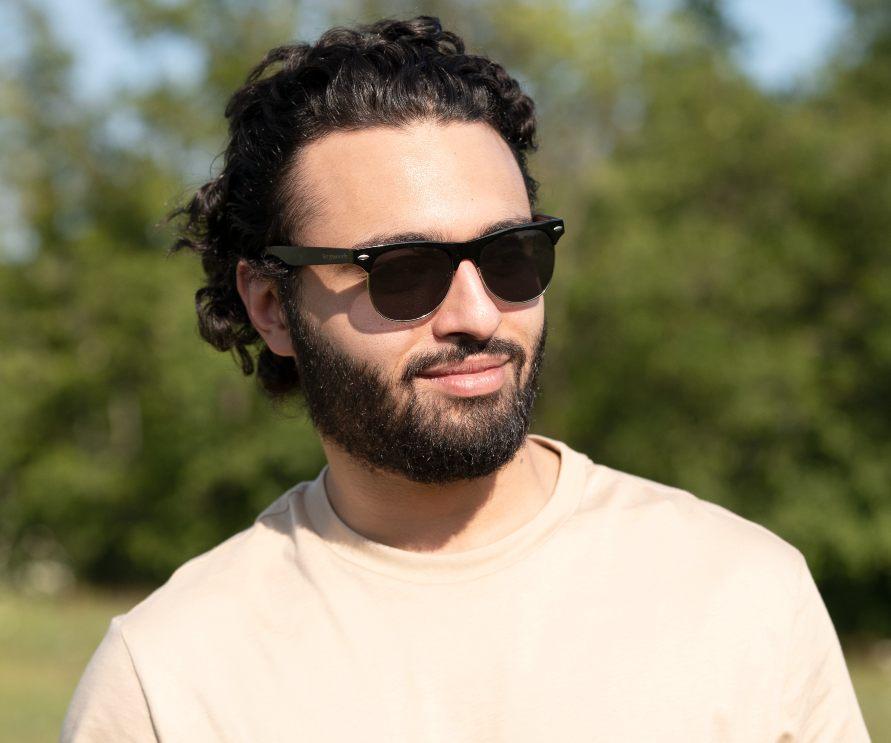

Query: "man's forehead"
(289, 120), (531, 247)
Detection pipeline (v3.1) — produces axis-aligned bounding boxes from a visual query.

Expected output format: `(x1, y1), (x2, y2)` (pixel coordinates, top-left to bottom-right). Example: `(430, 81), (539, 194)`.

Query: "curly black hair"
(170, 15), (539, 399)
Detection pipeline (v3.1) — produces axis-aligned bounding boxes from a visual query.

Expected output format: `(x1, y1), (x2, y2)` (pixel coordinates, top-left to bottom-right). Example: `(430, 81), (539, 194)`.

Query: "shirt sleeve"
(61, 616), (157, 742)
(778, 553), (871, 742)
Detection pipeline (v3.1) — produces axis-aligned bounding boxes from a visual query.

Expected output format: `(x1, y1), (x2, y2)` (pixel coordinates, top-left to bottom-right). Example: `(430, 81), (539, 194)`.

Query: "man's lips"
(416, 355), (511, 378)
(414, 355), (511, 397)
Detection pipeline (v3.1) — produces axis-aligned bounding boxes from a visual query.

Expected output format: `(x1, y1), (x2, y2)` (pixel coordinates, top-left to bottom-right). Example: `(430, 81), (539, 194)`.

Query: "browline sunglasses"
(264, 214), (565, 322)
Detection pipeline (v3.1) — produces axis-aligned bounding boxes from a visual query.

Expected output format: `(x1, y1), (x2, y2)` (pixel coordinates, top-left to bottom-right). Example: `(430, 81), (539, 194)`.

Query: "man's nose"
(429, 259), (501, 341)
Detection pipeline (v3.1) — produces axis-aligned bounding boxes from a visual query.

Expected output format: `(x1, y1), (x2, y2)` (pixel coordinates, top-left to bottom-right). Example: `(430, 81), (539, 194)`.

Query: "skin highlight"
(236, 120), (559, 553)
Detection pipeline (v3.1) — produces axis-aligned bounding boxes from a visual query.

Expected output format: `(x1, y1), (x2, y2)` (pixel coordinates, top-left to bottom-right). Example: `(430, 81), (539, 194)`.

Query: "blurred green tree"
(0, 0), (326, 587)
(551, 0), (891, 634)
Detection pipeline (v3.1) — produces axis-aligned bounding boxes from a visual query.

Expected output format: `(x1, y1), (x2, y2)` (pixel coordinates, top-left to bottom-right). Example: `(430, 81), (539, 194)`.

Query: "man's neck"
(320, 436), (561, 554)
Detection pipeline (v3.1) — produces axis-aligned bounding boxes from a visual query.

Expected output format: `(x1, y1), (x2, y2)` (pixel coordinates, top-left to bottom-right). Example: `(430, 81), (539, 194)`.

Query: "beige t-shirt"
(62, 435), (870, 742)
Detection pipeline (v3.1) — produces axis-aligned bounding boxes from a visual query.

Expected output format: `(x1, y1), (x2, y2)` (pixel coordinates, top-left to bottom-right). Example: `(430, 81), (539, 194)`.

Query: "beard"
(282, 295), (547, 484)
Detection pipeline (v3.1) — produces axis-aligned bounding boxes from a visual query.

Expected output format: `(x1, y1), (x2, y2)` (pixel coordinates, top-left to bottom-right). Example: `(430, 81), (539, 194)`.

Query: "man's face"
(280, 121), (547, 483)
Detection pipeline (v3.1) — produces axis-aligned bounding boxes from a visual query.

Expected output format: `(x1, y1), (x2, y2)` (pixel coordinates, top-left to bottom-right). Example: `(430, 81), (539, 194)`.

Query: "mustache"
(400, 336), (527, 384)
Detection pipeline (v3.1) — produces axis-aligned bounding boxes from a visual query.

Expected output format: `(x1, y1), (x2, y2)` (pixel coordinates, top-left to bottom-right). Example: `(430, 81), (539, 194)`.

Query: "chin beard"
(283, 301), (547, 484)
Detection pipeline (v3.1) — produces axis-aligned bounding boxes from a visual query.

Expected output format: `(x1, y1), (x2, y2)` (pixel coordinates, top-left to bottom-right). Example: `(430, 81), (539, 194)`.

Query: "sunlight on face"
(291, 120), (542, 389)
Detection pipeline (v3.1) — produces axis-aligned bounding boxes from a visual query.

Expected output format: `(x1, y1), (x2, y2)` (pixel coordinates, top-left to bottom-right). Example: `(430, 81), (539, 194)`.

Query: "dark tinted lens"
(368, 248), (453, 321)
(479, 228), (554, 303)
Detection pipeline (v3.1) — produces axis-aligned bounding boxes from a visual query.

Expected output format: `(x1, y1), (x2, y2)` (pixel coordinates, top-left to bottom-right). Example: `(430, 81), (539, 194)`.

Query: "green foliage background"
(1, 0), (889, 635)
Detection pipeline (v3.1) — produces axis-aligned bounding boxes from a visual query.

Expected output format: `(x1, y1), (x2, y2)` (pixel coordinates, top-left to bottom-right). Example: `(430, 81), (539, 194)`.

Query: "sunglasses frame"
(264, 214), (565, 322)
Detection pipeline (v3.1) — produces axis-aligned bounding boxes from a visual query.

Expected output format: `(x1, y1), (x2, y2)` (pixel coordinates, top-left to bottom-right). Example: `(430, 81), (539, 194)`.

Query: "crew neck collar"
(301, 434), (586, 584)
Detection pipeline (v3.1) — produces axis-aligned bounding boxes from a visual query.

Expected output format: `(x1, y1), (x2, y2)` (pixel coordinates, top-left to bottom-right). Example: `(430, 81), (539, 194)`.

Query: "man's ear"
(235, 260), (296, 358)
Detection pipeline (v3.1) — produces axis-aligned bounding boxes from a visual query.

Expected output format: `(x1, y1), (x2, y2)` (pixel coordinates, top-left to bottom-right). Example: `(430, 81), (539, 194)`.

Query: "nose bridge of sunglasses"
(447, 241), (484, 270)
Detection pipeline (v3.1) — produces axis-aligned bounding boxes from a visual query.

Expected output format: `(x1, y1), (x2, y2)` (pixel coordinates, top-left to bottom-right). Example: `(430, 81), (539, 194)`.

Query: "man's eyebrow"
(347, 215), (533, 250)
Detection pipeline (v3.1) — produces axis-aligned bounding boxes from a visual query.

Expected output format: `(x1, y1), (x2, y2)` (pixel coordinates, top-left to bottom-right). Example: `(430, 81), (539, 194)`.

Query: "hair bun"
(369, 16), (464, 55)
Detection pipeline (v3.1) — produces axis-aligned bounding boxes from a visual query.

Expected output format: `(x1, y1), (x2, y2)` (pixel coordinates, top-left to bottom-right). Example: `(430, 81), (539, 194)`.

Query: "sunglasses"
(264, 214), (564, 322)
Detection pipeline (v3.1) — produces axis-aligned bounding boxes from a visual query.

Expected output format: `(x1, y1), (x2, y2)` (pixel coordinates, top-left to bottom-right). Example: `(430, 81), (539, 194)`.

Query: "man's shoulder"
(116, 484), (307, 639)
(570, 453), (806, 589)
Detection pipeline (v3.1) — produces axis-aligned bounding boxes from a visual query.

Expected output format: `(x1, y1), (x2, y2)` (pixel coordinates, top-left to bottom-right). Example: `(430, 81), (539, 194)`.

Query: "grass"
(0, 587), (144, 743)
(849, 642), (891, 743)
(1, 587), (889, 742)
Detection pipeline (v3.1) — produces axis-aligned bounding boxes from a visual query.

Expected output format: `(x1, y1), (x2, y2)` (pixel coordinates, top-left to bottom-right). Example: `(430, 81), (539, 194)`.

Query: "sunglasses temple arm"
(265, 245), (356, 266)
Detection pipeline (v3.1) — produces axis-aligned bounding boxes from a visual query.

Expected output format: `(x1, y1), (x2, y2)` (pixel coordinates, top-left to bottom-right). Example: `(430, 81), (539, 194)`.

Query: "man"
(63, 16), (869, 742)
